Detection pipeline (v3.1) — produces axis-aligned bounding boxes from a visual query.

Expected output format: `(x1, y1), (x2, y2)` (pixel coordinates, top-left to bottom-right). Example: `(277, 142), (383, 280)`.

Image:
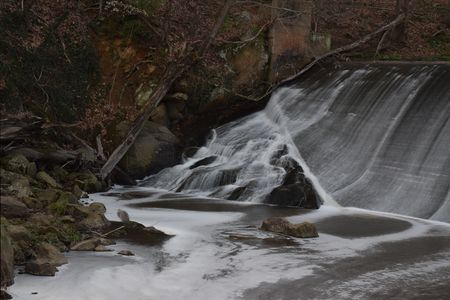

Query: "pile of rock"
(0, 153), (110, 292)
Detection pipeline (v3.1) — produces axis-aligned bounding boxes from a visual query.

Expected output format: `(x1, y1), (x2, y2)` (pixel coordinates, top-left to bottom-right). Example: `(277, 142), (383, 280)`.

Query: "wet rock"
(189, 156), (217, 169)
(117, 121), (180, 179)
(36, 171), (61, 188)
(98, 238), (115, 246)
(117, 209), (130, 223)
(25, 260), (57, 276)
(227, 186), (246, 200)
(71, 238), (99, 251)
(0, 196), (30, 218)
(94, 245), (112, 252)
(0, 154), (29, 174)
(107, 221), (173, 246)
(266, 157), (320, 209)
(33, 242), (67, 267)
(260, 217), (318, 238)
(118, 250), (134, 256)
(76, 212), (110, 231)
(0, 222), (14, 287)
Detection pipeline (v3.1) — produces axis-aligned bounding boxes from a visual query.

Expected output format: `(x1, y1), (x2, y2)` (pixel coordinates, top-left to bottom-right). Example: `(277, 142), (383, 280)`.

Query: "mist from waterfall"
(143, 63), (450, 222)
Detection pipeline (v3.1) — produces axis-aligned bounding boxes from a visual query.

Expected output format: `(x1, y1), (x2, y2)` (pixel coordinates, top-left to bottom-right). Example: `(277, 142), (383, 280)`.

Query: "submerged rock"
(71, 238), (100, 251)
(118, 250), (134, 256)
(260, 217), (318, 238)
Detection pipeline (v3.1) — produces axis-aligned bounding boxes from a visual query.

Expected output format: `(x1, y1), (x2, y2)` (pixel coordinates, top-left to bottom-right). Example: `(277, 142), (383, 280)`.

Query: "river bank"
(9, 187), (450, 300)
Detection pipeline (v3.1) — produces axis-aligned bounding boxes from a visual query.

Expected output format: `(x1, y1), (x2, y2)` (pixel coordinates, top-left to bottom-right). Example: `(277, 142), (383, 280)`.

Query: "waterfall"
(143, 62), (450, 222)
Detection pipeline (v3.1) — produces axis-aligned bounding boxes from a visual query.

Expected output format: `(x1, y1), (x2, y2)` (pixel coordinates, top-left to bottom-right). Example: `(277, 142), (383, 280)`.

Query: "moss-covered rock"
(0, 154), (29, 175)
(36, 171), (61, 189)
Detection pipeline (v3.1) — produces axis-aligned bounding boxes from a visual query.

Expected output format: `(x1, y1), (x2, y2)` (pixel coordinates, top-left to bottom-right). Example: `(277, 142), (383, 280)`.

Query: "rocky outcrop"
(260, 217), (318, 238)
(116, 121), (181, 179)
(266, 157), (321, 209)
(0, 152), (112, 285)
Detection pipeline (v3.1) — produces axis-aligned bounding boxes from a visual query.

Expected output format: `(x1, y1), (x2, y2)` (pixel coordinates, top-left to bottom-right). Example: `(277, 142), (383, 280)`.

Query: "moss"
(48, 199), (68, 216)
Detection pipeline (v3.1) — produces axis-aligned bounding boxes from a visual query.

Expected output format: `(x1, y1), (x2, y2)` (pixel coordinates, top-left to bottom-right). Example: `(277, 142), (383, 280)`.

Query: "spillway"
(144, 62), (450, 222)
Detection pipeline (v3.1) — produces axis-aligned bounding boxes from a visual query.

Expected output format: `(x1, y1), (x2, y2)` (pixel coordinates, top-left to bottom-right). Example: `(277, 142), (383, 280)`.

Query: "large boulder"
(24, 242), (67, 276)
(0, 221), (14, 287)
(116, 121), (180, 179)
(266, 157), (321, 209)
(260, 217), (318, 238)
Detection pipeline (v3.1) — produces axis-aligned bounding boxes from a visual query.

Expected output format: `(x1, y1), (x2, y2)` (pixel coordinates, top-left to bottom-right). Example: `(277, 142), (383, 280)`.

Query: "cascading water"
(143, 62), (450, 222)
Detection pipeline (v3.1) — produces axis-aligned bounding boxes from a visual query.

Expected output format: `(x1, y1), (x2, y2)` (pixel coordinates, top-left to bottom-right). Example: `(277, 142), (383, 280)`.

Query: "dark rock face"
(266, 156), (321, 209)
(260, 217), (318, 238)
(117, 121), (180, 179)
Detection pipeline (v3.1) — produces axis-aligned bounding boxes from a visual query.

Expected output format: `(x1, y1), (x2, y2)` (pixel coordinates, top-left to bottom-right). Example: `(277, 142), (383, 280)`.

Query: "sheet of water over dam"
(144, 62), (450, 222)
